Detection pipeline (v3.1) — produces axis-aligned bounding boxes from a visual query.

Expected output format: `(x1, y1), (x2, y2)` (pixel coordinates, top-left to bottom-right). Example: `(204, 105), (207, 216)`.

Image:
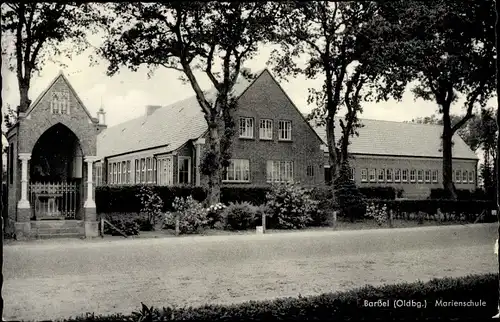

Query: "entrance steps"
(31, 220), (84, 239)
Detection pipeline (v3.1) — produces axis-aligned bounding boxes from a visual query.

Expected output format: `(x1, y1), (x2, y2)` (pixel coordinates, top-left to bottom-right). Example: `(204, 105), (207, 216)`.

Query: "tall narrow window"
(178, 157), (191, 184)
(469, 171), (474, 183)
(462, 170), (468, 183)
(425, 170), (431, 183)
(239, 117), (254, 138)
(386, 169), (393, 182)
(432, 170), (438, 183)
(417, 170), (423, 183)
(278, 120), (292, 140)
(140, 158), (146, 183)
(394, 169), (401, 182)
(259, 119), (273, 140)
(349, 168), (355, 181)
(402, 169), (408, 182)
(361, 169), (368, 182)
(135, 159), (140, 183)
(306, 164), (314, 177)
(158, 157), (173, 186)
(108, 164), (112, 183)
(121, 161), (127, 183)
(146, 158), (153, 183)
(127, 160), (131, 183)
(153, 159), (157, 183)
(410, 169), (416, 183)
(378, 169), (385, 182)
(50, 89), (70, 114)
(113, 163), (117, 184)
(455, 169), (461, 183)
(369, 169), (376, 182)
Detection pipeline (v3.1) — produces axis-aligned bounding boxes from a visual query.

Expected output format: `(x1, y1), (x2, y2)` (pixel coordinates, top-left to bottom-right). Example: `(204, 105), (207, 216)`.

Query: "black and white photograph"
(0, 1), (499, 320)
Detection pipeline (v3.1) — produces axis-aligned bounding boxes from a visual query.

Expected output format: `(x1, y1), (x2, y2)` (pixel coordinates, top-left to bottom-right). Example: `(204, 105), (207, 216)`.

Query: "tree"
(270, 1), (379, 182)
(367, 0), (496, 199)
(495, 0), (500, 317)
(1, 3), (102, 114)
(99, 2), (278, 204)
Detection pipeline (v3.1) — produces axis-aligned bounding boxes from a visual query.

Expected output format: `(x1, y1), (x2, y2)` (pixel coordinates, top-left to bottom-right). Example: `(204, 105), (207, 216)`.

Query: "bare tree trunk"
(495, 0), (500, 314)
(326, 115), (338, 180)
(206, 120), (222, 206)
(442, 121), (458, 199)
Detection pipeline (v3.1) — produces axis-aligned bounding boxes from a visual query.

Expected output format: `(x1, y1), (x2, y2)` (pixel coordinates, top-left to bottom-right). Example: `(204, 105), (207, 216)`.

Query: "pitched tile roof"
(311, 118), (478, 160)
(96, 71), (259, 159)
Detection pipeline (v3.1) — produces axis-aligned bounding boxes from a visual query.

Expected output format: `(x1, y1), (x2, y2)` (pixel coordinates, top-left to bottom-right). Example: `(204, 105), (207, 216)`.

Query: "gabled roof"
(310, 117), (479, 160)
(97, 70), (264, 159)
(24, 71), (97, 122)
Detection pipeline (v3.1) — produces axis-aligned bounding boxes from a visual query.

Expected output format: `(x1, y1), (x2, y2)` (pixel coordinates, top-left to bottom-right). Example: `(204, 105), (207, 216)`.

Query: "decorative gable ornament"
(50, 89), (70, 115)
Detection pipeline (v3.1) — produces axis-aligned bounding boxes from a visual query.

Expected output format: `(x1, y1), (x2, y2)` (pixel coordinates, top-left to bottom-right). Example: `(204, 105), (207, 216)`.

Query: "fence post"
(175, 212), (180, 236)
(100, 217), (104, 238)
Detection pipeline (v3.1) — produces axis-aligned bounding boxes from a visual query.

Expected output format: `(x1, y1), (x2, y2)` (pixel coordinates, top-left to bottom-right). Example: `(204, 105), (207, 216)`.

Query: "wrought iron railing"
(29, 182), (79, 219)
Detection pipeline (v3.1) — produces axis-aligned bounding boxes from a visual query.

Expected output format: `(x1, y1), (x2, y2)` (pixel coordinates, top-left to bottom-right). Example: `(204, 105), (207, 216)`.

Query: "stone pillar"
(195, 138), (205, 186)
(83, 156), (99, 237)
(16, 152), (32, 239)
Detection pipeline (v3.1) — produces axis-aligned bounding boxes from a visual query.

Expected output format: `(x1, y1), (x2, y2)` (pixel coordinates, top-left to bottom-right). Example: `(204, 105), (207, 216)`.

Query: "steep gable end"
(24, 72), (97, 123)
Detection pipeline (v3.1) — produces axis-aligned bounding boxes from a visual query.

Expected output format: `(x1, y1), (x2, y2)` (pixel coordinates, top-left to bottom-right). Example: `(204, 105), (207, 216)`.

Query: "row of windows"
(223, 159), (295, 183)
(239, 118), (292, 141)
(358, 168), (474, 184)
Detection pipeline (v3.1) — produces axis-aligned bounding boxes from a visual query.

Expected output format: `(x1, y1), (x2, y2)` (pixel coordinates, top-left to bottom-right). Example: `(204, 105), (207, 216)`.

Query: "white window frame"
(417, 169), (423, 183)
(462, 170), (468, 183)
(361, 169), (368, 182)
(121, 161), (127, 184)
(386, 169), (393, 182)
(455, 169), (461, 183)
(306, 164), (314, 177)
(349, 168), (355, 181)
(239, 117), (254, 139)
(259, 119), (273, 140)
(394, 169), (401, 183)
(278, 120), (292, 141)
(377, 169), (385, 182)
(224, 159), (250, 182)
(158, 156), (174, 186)
(266, 160), (294, 183)
(424, 170), (431, 183)
(469, 170), (474, 183)
(50, 89), (70, 115)
(178, 156), (192, 184)
(140, 158), (146, 183)
(369, 169), (376, 182)
(402, 169), (409, 182)
(432, 170), (438, 183)
(113, 163), (117, 184)
(135, 159), (140, 183)
(410, 169), (416, 183)
(108, 164), (112, 183)
(127, 160), (131, 184)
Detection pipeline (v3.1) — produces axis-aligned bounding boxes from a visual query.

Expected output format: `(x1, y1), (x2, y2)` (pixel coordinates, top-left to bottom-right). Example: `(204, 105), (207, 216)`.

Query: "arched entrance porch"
(29, 123), (84, 220)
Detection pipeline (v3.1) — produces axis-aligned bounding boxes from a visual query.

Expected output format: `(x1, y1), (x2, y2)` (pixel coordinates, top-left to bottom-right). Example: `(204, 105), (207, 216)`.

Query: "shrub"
(358, 186), (397, 199)
(206, 202), (226, 228)
(220, 186), (271, 206)
(103, 214), (140, 236)
(165, 196), (209, 234)
(63, 274), (497, 321)
(221, 202), (258, 230)
(365, 202), (388, 226)
(430, 188), (491, 200)
(136, 185), (164, 231)
(265, 183), (319, 229)
(334, 162), (366, 222)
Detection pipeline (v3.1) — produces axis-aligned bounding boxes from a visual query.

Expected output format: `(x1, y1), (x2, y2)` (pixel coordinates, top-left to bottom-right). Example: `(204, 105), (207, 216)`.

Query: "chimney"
(145, 105), (162, 116)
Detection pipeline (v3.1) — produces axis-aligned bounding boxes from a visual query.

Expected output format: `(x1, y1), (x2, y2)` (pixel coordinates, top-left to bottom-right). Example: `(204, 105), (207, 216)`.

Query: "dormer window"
(50, 89), (70, 115)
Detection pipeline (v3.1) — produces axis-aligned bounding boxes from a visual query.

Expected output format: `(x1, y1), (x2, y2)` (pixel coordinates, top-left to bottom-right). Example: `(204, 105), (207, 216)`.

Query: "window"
(153, 159), (157, 183)
(140, 158), (146, 183)
(126, 161), (131, 183)
(425, 170), (431, 183)
(462, 170), (468, 183)
(349, 168), (355, 181)
(394, 169), (401, 182)
(417, 170), (423, 183)
(95, 164), (102, 186)
(324, 167), (332, 185)
(361, 169), (368, 182)
(402, 169), (408, 182)
(147, 158), (155, 183)
(224, 159), (250, 182)
(266, 160), (293, 183)
(369, 169), (376, 182)
(306, 164), (314, 177)
(378, 169), (385, 182)
(50, 89), (70, 115)
(278, 120), (292, 141)
(410, 169), (416, 183)
(108, 164), (112, 183)
(455, 169), (461, 183)
(469, 171), (474, 183)
(259, 119), (273, 140)
(386, 169), (393, 182)
(432, 170), (438, 183)
(135, 160), (140, 183)
(158, 156), (173, 186)
(121, 161), (127, 183)
(117, 162), (121, 184)
(113, 163), (117, 184)
(239, 117), (254, 138)
(178, 157), (191, 184)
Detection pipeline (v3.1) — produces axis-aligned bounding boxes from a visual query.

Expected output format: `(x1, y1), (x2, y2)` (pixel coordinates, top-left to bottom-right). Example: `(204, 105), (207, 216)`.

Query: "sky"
(1, 37), (496, 130)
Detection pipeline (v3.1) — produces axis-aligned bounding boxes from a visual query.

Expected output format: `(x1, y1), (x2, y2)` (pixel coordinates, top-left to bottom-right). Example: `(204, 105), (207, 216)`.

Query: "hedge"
(61, 273), (497, 321)
(368, 198), (496, 217)
(430, 188), (493, 201)
(359, 186), (400, 199)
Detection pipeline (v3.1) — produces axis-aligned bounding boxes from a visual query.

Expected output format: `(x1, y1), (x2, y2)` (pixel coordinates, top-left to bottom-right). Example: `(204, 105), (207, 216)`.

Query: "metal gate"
(29, 182), (79, 219)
